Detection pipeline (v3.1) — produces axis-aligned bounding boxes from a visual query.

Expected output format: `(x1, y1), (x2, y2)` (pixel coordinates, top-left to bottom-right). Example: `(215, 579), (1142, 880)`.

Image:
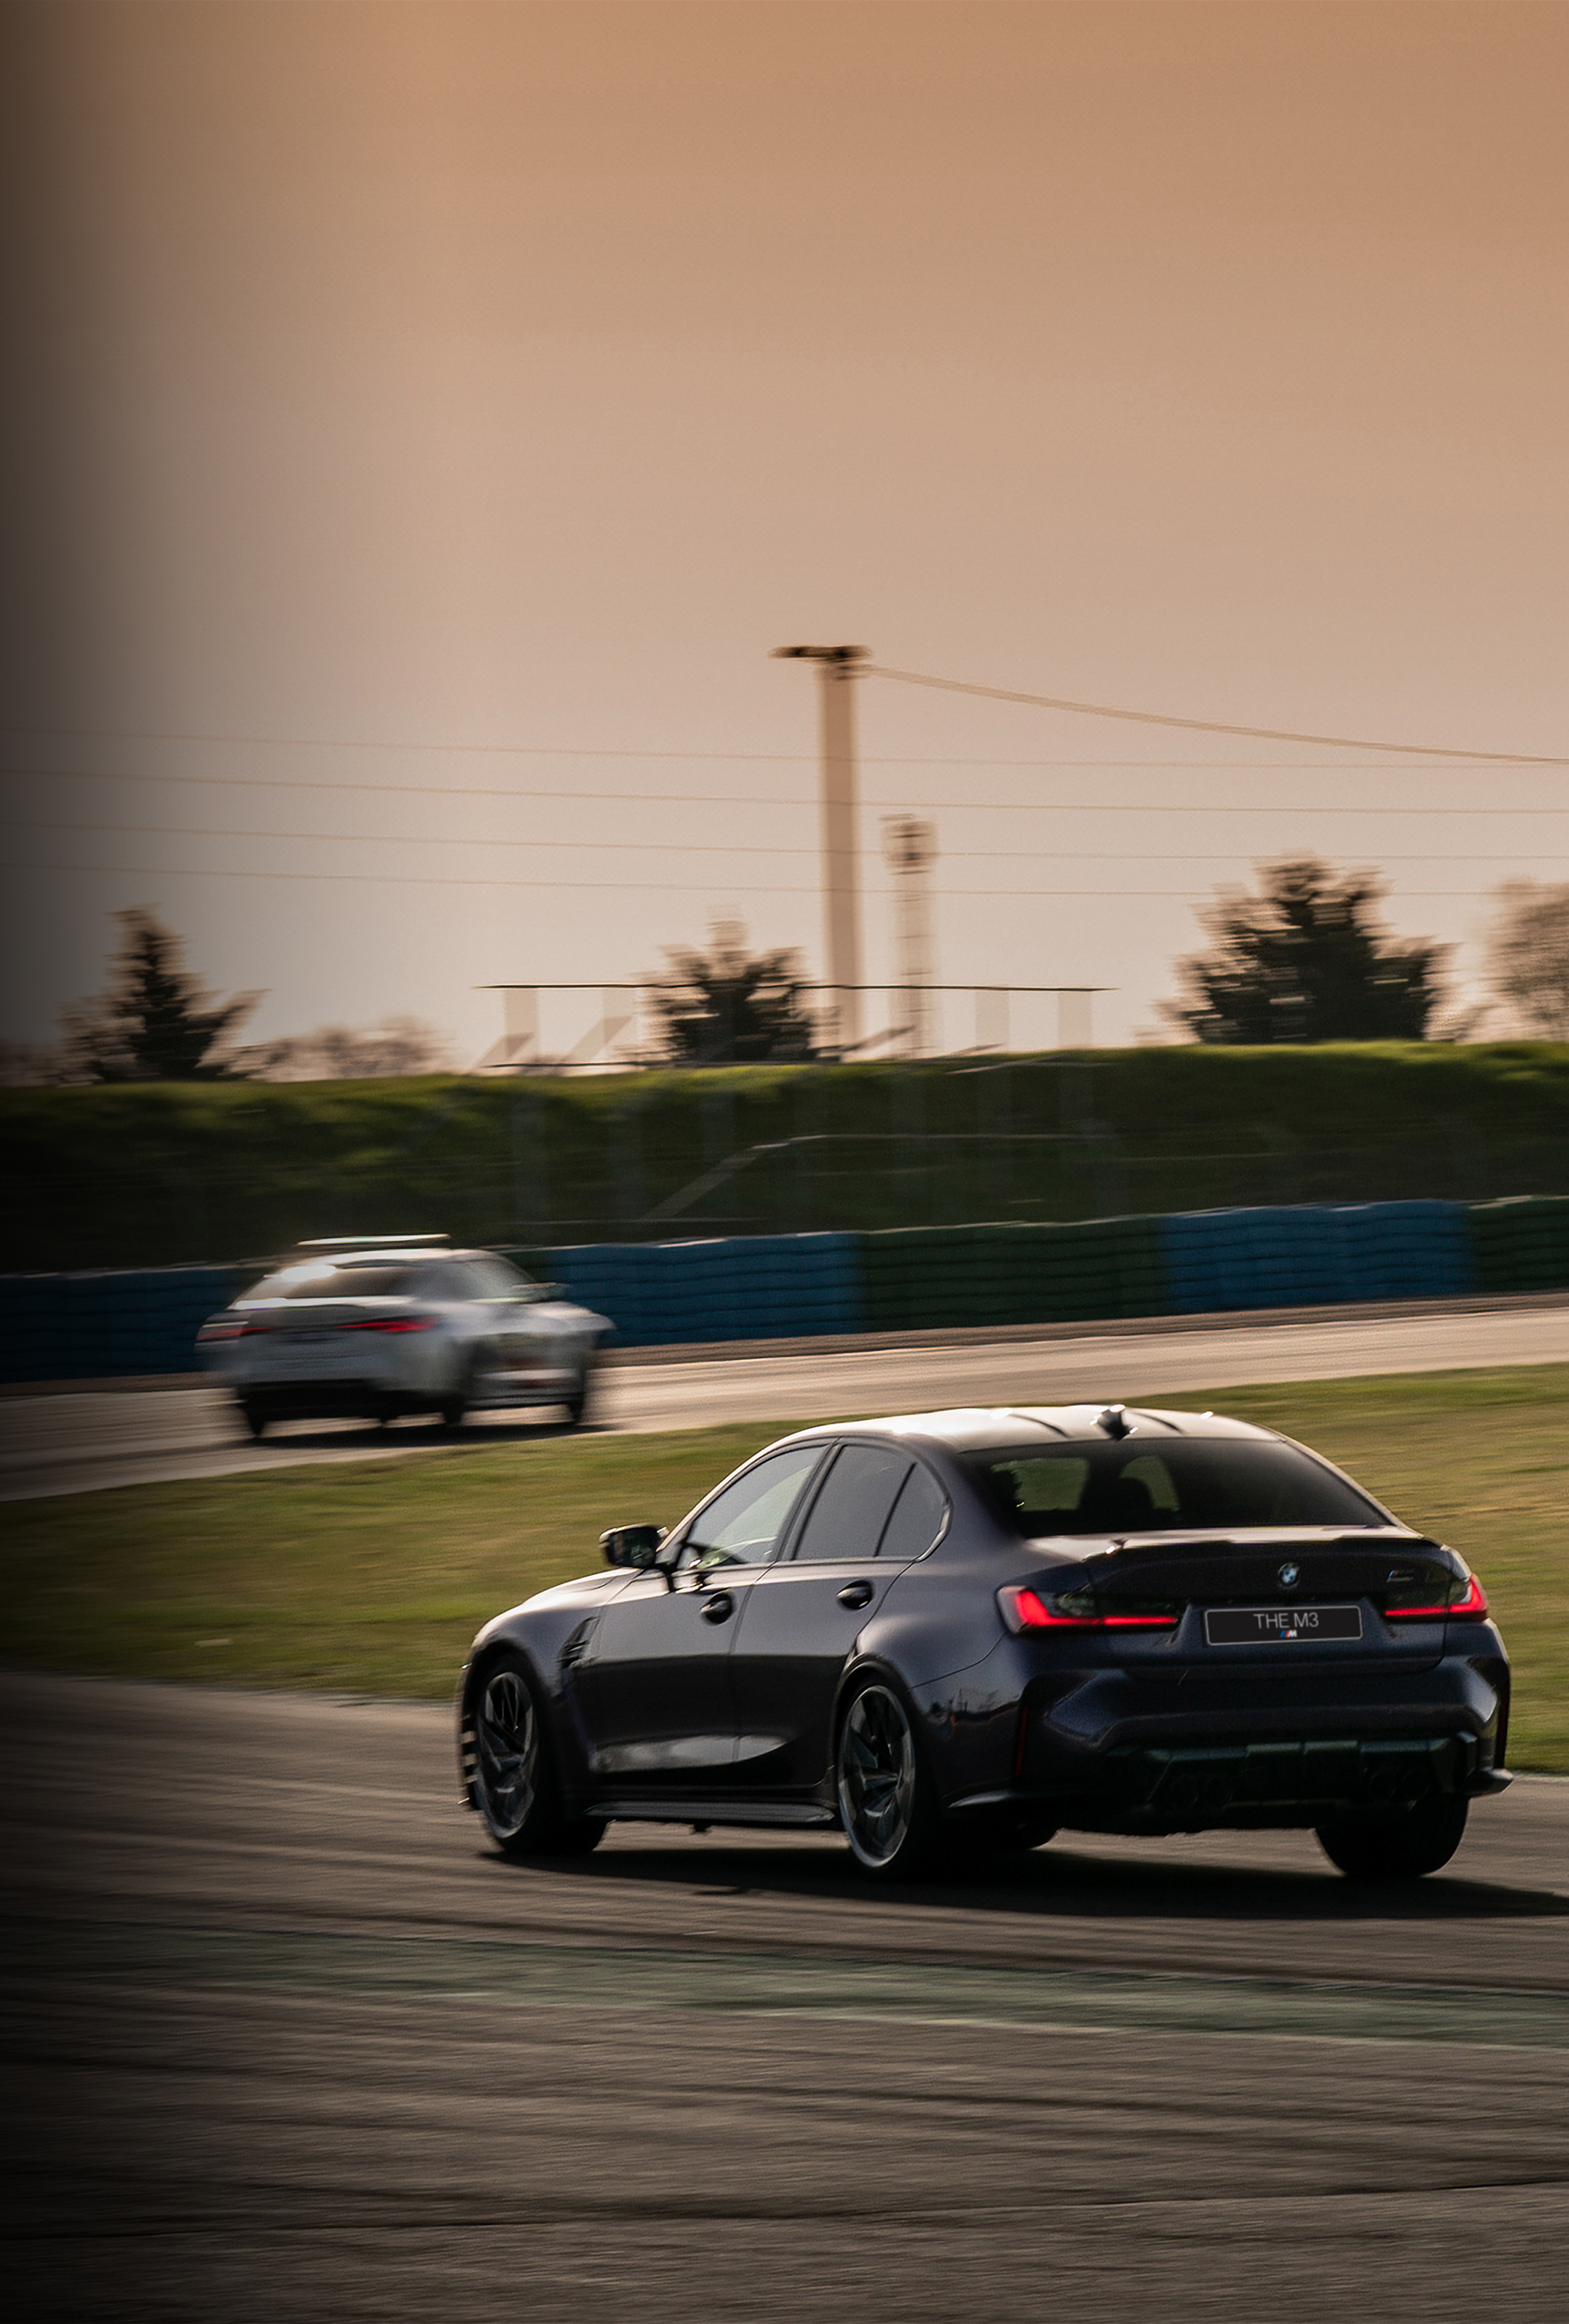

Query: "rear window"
(971, 1438), (1382, 1535)
(461, 1256), (532, 1299)
(244, 1262), (415, 1302)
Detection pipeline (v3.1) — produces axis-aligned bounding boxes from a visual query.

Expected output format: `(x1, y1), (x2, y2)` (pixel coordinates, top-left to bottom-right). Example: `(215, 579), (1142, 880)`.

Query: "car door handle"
(836, 1581), (874, 1610)
(700, 1591), (735, 1624)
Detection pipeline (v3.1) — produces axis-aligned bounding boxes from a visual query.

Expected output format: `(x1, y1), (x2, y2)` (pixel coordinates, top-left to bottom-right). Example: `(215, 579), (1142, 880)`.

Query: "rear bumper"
(238, 1371), (577, 1423)
(976, 1728), (1508, 1836)
(1108, 1728), (1495, 1826)
(986, 1646), (1511, 1832)
(951, 1737), (1509, 1836)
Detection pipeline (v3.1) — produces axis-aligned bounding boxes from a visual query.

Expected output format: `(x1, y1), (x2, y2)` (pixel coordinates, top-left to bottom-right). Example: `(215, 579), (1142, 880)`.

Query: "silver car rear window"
(244, 1263), (415, 1302)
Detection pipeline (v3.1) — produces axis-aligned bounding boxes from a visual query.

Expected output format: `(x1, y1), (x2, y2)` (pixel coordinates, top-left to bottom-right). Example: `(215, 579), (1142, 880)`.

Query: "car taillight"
(197, 1318), (247, 1343)
(339, 1315), (438, 1333)
(1386, 1571), (1489, 1623)
(998, 1585), (1180, 1634)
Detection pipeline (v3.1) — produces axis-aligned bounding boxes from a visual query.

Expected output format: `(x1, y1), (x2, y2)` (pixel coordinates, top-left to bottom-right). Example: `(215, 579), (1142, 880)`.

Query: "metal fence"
(472, 983), (1108, 1072)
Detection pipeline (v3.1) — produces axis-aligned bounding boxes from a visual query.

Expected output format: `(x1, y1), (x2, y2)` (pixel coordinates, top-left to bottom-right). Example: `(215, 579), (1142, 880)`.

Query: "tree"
(59, 910), (261, 1081)
(1163, 858), (1448, 1044)
(238, 1015), (455, 1080)
(1484, 881), (1569, 1039)
(0, 1039), (64, 1087)
(646, 920), (817, 1064)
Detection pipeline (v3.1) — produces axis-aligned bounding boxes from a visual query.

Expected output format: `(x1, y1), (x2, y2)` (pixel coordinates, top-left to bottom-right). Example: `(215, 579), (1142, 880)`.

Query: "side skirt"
(593, 1797), (839, 1829)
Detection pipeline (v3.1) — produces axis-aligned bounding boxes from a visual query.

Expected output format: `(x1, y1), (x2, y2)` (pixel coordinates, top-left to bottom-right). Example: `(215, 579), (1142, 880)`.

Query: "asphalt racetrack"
(5, 1291), (1568, 1501)
(6, 1673), (1569, 2322)
(7, 1296), (1569, 2318)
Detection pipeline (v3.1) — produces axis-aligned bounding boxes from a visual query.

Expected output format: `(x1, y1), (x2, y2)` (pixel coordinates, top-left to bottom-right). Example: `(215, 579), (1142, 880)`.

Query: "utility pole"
(882, 814), (937, 1057)
(773, 644), (869, 1054)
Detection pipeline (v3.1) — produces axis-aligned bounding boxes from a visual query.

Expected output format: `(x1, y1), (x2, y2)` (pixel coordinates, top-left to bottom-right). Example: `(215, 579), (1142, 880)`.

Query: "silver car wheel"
(837, 1684), (917, 1869)
(474, 1667), (539, 1840)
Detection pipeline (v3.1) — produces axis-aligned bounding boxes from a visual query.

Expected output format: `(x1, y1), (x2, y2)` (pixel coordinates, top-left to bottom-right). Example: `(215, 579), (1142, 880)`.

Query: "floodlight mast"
(772, 645), (869, 1054)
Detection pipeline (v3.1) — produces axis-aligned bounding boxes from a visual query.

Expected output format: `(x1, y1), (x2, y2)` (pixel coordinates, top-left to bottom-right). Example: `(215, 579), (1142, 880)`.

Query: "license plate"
(1205, 1604), (1362, 1645)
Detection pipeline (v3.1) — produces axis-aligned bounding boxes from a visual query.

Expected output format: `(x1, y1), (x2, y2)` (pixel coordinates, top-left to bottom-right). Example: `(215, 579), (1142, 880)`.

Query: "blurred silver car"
(197, 1236), (611, 1438)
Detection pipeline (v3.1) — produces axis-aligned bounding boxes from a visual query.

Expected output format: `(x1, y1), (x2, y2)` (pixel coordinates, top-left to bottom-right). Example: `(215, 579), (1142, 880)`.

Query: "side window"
(793, 1444), (913, 1563)
(876, 1461), (948, 1561)
(683, 1446), (824, 1571)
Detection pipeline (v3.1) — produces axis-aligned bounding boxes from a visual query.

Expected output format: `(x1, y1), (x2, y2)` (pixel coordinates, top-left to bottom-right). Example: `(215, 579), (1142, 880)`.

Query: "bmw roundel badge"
(1278, 1561), (1300, 1590)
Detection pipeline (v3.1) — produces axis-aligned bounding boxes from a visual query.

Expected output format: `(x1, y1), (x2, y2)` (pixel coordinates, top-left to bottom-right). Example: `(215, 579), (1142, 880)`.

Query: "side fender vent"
(560, 1616), (598, 1670)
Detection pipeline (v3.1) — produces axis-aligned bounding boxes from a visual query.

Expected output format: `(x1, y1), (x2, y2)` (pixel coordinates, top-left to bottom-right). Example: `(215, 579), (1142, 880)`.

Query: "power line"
(5, 718), (1565, 763)
(10, 819), (1564, 865)
(10, 859), (1523, 900)
(867, 664), (1568, 765)
(0, 728), (816, 763)
(5, 767), (1566, 814)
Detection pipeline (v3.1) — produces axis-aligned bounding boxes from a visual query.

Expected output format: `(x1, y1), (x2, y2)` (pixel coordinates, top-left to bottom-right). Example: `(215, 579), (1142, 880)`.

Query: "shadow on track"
(486, 1834), (1569, 1926)
(244, 1411), (596, 1452)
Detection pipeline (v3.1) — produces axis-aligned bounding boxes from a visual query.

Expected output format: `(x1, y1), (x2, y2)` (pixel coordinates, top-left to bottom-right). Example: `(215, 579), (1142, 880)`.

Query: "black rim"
(474, 1667), (539, 1839)
(837, 1685), (916, 1867)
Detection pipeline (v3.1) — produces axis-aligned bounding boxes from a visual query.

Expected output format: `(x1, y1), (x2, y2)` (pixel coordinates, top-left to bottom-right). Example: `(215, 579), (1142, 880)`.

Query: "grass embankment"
(4, 1041), (1567, 1268)
(2, 1364), (1564, 1768)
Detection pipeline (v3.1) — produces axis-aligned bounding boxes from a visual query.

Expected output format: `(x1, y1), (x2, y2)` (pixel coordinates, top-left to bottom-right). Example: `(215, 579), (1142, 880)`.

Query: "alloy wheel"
(474, 1667), (539, 1839)
(838, 1684), (918, 1869)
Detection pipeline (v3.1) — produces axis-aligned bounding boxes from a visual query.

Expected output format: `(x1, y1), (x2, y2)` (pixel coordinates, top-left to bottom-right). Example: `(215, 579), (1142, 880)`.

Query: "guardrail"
(4, 1196), (1566, 1384)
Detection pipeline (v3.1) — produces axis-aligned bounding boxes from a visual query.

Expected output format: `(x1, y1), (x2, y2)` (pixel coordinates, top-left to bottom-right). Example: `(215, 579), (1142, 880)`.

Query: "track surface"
(6, 1673), (1568, 2320)
(5, 1294), (1568, 1500)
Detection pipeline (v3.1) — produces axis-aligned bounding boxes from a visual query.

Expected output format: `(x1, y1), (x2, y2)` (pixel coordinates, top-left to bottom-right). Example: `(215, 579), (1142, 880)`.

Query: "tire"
(563, 1364), (594, 1429)
(983, 1808), (1061, 1855)
(241, 1398), (267, 1442)
(467, 1651), (605, 1859)
(1316, 1796), (1469, 1881)
(941, 1805), (1059, 1867)
(835, 1679), (942, 1881)
(438, 1364), (473, 1430)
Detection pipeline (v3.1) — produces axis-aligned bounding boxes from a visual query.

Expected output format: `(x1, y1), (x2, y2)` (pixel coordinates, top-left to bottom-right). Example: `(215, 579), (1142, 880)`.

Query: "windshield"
(971, 1438), (1384, 1536)
(243, 1261), (416, 1302)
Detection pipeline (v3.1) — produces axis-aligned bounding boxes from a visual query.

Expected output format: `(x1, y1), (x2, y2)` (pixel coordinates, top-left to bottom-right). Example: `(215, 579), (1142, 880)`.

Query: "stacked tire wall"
(3, 1196), (1565, 1382)
(1468, 1196), (1569, 1294)
(854, 1219), (1165, 1332)
(0, 1267), (240, 1385)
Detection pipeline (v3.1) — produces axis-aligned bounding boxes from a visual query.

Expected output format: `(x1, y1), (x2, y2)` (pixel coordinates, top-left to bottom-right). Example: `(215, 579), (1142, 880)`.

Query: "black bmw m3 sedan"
(459, 1403), (1510, 1881)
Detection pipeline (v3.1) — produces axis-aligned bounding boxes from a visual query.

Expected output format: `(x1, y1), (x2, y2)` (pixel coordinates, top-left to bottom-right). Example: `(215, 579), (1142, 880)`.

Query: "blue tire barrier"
(1159, 1200), (1475, 1315)
(539, 1232), (865, 1347)
(5, 1194), (1565, 1384)
(0, 1265), (240, 1385)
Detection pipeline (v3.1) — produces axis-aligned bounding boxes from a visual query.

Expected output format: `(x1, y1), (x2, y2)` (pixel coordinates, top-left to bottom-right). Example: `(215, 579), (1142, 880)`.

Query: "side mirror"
(601, 1523), (666, 1571)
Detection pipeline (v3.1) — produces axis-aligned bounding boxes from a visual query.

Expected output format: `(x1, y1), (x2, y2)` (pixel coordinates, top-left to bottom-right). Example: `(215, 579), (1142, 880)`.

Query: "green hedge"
(2, 1043), (1565, 1273)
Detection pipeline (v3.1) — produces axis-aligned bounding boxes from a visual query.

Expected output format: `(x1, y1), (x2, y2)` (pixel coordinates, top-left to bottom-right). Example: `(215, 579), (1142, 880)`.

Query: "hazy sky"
(4, 0), (1566, 1061)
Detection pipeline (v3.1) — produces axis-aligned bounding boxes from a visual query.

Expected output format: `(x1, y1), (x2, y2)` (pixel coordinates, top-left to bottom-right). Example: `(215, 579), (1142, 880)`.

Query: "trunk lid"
(1082, 1526), (1455, 1615)
(1057, 1526), (1460, 1672)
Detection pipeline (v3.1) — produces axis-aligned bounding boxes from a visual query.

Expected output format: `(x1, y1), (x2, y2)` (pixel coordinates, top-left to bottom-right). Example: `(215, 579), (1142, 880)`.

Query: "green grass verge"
(3, 1364), (1565, 1769)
